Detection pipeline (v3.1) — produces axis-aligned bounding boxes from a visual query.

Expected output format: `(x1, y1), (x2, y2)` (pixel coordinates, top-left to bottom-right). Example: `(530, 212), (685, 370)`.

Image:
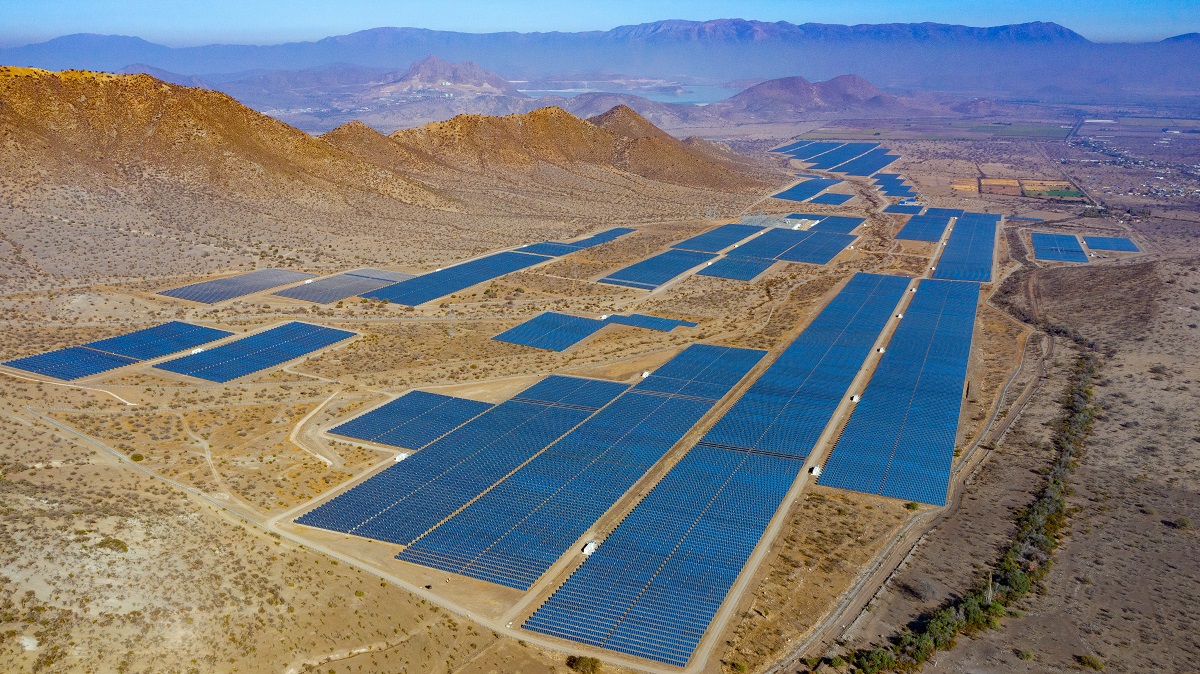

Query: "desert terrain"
(0, 60), (1197, 674)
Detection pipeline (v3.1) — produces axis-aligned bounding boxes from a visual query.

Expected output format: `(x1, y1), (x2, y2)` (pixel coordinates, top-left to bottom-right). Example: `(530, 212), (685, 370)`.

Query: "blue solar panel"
(773, 140), (812, 154)
(702, 272), (910, 458)
(775, 231), (857, 265)
(273, 269), (415, 304)
(896, 214), (952, 242)
(362, 251), (550, 306)
(396, 344), (765, 590)
(932, 213), (996, 283)
(671, 224), (764, 253)
(805, 143), (879, 170)
(787, 142), (844, 160)
(296, 375), (629, 545)
(3, 346), (138, 381)
(808, 193), (853, 205)
(493, 312), (608, 352)
(885, 205), (924, 215)
(1031, 233), (1089, 263)
(820, 279), (979, 506)
(810, 216), (865, 234)
(605, 314), (697, 332)
(330, 391), (493, 449)
(1083, 236), (1139, 252)
(524, 446), (801, 667)
(696, 257), (775, 281)
(834, 148), (900, 176)
(772, 178), (841, 203)
(84, 321), (234, 360)
(599, 249), (717, 290)
(159, 268), (315, 303)
(728, 228), (809, 260)
(4, 321), (233, 380)
(153, 321), (355, 382)
(520, 228), (636, 257)
(924, 208), (965, 219)
(785, 213), (827, 222)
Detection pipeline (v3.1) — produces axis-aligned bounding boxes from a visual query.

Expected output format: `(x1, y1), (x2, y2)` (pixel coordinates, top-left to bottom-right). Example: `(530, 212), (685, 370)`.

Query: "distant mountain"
(390, 55), (524, 96)
(117, 63), (210, 88)
(2, 19), (1196, 104)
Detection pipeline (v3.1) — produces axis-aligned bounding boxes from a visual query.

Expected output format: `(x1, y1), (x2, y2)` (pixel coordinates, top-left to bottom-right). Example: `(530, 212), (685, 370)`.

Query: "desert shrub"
(1077, 654), (1104, 670)
(565, 655), (601, 673)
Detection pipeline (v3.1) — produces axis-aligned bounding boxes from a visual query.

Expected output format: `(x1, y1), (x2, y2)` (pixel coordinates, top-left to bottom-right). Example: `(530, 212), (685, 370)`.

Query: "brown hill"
(387, 105), (768, 191)
(708, 73), (928, 120)
(0, 66), (444, 207)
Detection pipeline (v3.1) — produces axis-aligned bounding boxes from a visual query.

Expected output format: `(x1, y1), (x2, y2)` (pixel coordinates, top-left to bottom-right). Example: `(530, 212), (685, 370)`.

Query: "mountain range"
(4, 19), (1199, 105)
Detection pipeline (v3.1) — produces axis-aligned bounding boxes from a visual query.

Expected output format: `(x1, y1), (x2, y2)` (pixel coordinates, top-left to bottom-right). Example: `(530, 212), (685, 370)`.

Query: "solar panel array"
(159, 268), (315, 303)
(4, 321), (233, 380)
(772, 140), (811, 154)
(808, 192), (855, 205)
(701, 272), (911, 458)
(493, 312), (609, 352)
(728, 228), (856, 266)
(599, 249), (717, 290)
(809, 216), (866, 234)
(885, 204), (925, 215)
(932, 212), (998, 283)
(925, 208), (965, 219)
(524, 445), (799, 666)
(785, 141), (843, 160)
(835, 147), (900, 176)
(895, 214), (953, 242)
(362, 251), (551, 306)
(820, 279), (980, 506)
(605, 314), (697, 332)
(806, 142), (879, 169)
(520, 228), (636, 257)
(154, 321), (355, 383)
(671, 224), (764, 253)
(273, 269), (414, 304)
(1031, 233), (1089, 263)
(330, 391), (493, 450)
(1083, 236), (1139, 252)
(874, 174), (917, 198)
(295, 375), (629, 545)
(696, 256), (775, 281)
(522, 274), (909, 667)
(396, 344), (766, 590)
(772, 178), (841, 203)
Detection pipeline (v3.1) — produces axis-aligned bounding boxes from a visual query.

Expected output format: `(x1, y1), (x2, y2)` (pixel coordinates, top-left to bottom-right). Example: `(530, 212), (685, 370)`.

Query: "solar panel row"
(702, 272), (911, 458)
(885, 204), (925, 215)
(154, 321), (355, 383)
(329, 391), (493, 450)
(806, 142), (879, 170)
(932, 213), (998, 283)
(159, 268), (315, 304)
(786, 141), (844, 160)
(396, 344), (766, 590)
(1031, 233), (1089, 263)
(771, 178), (841, 203)
(273, 269), (415, 304)
(695, 256), (775, 281)
(363, 251), (551, 306)
(895, 214), (953, 242)
(671, 224), (764, 253)
(295, 375), (630, 545)
(521, 227), (636, 257)
(605, 314), (697, 332)
(524, 445), (800, 667)
(833, 148), (901, 176)
(772, 140), (811, 154)
(3, 321), (233, 380)
(874, 174), (917, 197)
(493, 312), (609, 352)
(924, 207), (965, 219)
(810, 216), (866, 234)
(808, 193), (855, 205)
(598, 249), (717, 290)
(1083, 236), (1139, 252)
(820, 279), (979, 506)
(727, 228), (856, 265)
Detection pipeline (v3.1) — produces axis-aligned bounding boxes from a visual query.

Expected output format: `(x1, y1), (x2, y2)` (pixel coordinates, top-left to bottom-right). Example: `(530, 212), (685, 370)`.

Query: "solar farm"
(6, 130), (1143, 673)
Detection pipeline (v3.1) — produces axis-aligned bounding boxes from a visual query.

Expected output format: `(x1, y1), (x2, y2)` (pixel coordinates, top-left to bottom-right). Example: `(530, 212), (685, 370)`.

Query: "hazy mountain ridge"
(3, 19), (1197, 105)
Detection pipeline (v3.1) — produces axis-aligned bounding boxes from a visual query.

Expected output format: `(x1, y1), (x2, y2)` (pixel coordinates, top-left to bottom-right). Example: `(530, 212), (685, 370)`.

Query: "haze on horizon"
(5, 0), (1199, 47)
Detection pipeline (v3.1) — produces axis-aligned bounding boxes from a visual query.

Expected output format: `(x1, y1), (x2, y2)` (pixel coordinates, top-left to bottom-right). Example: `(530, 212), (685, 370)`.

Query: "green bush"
(1077, 654), (1104, 670)
(130, 453), (144, 462)
(96, 537), (128, 553)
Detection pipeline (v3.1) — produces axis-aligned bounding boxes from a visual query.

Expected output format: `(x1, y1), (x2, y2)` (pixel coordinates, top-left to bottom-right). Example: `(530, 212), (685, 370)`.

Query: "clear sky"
(3, 0), (1197, 47)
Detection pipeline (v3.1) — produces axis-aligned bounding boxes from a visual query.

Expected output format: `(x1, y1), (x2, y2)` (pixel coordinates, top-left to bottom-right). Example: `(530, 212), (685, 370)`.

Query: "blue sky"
(3, 0), (1197, 46)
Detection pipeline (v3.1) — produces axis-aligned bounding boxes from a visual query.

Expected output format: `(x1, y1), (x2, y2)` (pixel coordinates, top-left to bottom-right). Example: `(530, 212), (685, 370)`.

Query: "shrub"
(1077, 654), (1104, 670)
(130, 453), (144, 462)
(96, 537), (128, 553)
(904, 501), (920, 510)
(565, 655), (601, 673)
